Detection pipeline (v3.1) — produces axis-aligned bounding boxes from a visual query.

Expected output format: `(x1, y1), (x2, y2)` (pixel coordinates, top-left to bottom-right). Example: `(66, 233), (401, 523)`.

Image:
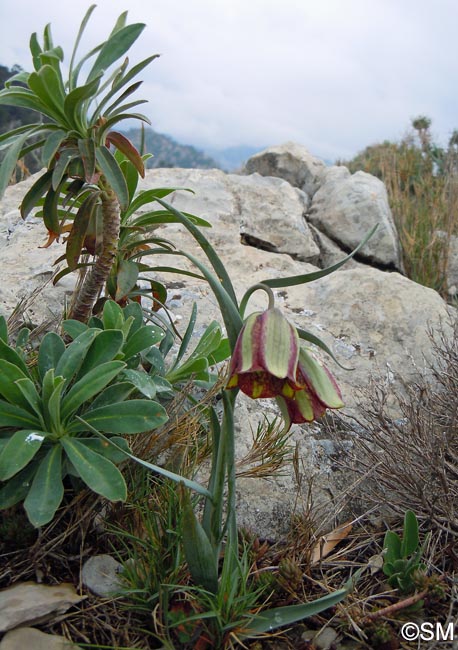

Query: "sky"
(1, 0), (457, 162)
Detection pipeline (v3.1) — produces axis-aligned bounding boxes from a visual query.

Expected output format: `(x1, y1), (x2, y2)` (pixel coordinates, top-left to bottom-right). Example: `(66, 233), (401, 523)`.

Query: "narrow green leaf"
(47, 378), (65, 432)
(261, 225), (379, 288)
(0, 87), (59, 119)
(15, 378), (43, 421)
(174, 302), (197, 367)
(76, 399), (168, 434)
(51, 148), (77, 190)
(20, 169), (53, 219)
(61, 360), (125, 420)
(401, 511), (420, 558)
(86, 23), (146, 84)
(182, 497), (218, 593)
(0, 429), (46, 480)
(42, 185), (62, 235)
(383, 531), (402, 567)
(28, 66), (65, 118)
(80, 436), (131, 463)
(240, 588), (348, 638)
(38, 332), (66, 380)
(95, 145), (128, 210)
(41, 130), (66, 167)
(29, 32), (42, 70)
(68, 4), (97, 90)
(60, 437), (127, 501)
(297, 327), (352, 371)
(64, 73), (102, 127)
(66, 192), (100, 270)
(24, 445), (63, 527)
(75, 416), (212, 498)
(78, 329), (125, 379)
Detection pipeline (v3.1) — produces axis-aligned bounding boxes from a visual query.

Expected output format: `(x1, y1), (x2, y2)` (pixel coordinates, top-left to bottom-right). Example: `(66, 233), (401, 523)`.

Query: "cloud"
(1, 0), (458, 160)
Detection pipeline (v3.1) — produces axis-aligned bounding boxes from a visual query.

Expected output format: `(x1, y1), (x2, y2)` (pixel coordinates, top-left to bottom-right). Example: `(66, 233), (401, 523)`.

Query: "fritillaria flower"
(227, 308), (343, 429)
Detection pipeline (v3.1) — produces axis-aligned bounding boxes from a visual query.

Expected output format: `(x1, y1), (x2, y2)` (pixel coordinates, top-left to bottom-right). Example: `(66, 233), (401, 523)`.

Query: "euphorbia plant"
(0, 5), (157, 322)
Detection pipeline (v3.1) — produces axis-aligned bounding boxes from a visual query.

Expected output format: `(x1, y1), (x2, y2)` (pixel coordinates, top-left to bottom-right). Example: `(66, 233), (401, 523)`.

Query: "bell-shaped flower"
(226, 308), (301, 398)
(276, 347), (344, 429)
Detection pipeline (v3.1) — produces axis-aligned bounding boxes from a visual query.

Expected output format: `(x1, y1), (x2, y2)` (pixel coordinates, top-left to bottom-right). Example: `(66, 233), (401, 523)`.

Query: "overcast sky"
(1, 0), (457, 162)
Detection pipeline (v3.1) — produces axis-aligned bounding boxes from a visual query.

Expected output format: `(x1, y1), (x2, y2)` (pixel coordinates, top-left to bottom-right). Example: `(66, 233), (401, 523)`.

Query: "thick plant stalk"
(69, 183), (120, 323)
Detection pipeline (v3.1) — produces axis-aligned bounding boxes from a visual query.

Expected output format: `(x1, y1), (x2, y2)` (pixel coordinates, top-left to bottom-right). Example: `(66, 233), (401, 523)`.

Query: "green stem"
(239, 282), (275, 318)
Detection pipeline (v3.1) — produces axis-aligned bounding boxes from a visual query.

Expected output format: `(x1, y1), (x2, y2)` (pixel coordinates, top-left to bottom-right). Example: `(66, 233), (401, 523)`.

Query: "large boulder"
(243, 141), (326, 197)
(1, 163), (454, 540)
(308, 167), (403, 270)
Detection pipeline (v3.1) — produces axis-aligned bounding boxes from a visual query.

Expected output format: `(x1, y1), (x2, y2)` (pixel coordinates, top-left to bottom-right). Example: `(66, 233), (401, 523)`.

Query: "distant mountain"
(203, 145), (265, 171)
(123, 127), (221, 170)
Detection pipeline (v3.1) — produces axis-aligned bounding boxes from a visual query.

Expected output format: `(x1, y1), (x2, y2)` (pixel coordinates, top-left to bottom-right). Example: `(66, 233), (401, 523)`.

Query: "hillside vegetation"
(342, 116), (458, 294)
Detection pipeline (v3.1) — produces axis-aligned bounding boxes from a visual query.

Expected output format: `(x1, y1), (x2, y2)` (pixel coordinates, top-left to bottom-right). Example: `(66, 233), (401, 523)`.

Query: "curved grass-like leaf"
(68, 4), (97, 90)
(183, 496), (218, 593)
(61, 437), (127, 501)
(0, 429), (46, 480)
(297, 327), (352, 371)
(24, 445), (63, 526)
(240, 589), (348, 638)
(260, 225), (379, 289)
(76, 416), (212, 498)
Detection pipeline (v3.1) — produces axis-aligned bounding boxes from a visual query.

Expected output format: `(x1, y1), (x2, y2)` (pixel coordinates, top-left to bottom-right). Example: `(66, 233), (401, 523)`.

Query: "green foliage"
(0, 310), (168, 526)
(383, 511), (429, 593)
(344, 116), (458, 294)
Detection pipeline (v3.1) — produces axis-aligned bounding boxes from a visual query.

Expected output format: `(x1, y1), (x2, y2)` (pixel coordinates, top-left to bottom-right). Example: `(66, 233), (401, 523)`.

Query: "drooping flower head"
(226, 306), (344, 430)
(226, 308), (302, 398)
(276, 347), (344, 429)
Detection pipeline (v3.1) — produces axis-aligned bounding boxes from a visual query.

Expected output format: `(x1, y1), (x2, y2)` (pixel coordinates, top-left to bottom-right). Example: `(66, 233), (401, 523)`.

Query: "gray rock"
(301, 627), (340, 650)
(243, 141), (326, 197)
(308, 167), (403, 270)
(0, 627), (82, 650)
(236, 174), (319, 263)
(81, 555), (124, 597)
(0, 582), (84, 632)
(435, 230), (458, 296)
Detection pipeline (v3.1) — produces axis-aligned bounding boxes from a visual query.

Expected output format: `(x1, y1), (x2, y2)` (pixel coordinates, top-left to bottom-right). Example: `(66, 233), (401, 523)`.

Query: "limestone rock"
(0, 582), (84, 632)
(243, 141), (326, 197)
(0, 627), (81, 650)
(308, 167), (403, 270)
(81, 555), (124, 597)
(0, 171), (76, 325)
(237, 174), (319, 263)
